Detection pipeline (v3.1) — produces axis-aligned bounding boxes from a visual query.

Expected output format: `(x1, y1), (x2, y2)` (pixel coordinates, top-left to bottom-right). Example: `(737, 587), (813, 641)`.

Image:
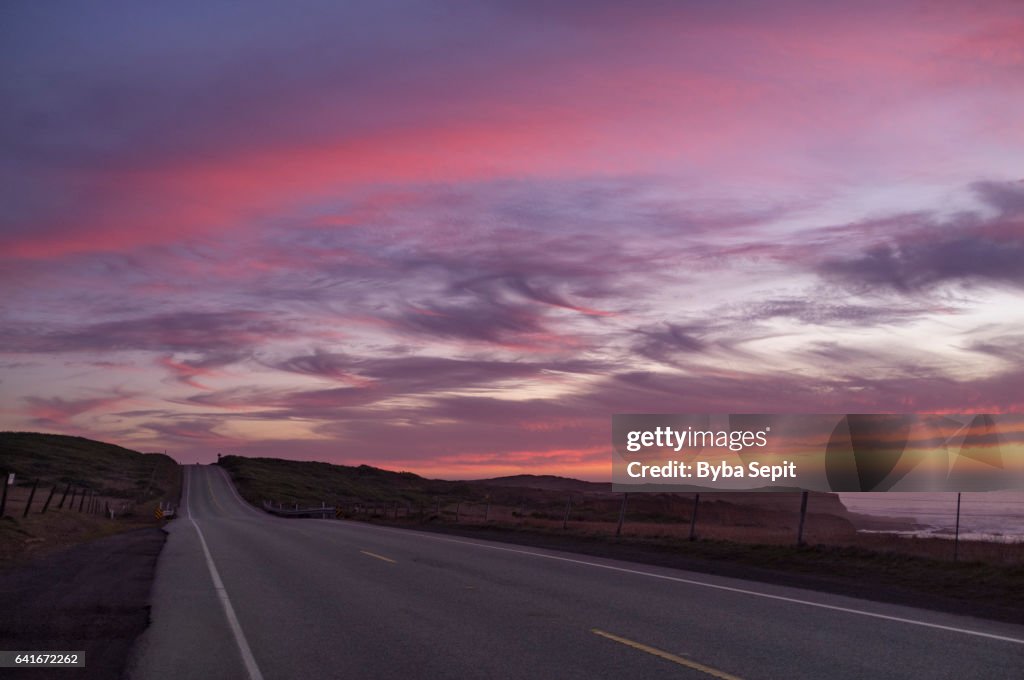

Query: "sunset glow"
(2, 2), (1023, 477)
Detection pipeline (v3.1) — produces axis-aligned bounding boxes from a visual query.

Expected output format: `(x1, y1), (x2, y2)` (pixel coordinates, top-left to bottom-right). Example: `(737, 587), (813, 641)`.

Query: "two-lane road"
(128, 465), (1024, 679)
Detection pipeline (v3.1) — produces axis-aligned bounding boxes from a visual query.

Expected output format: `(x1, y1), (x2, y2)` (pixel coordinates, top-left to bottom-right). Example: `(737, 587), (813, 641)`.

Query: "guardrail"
(262, 500), (334, 519)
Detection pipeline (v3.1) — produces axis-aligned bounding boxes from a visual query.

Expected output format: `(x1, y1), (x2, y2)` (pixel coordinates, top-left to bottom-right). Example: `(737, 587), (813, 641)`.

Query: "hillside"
(220, 455), (473, 506)
(0, 432), (177, 499)
(476, 474), (611, 493)
(220, 455), (860, 536)
(0, 432), (181, 563)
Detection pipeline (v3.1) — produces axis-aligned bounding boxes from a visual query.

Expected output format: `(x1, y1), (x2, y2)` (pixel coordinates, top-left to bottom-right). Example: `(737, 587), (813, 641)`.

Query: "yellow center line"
(360, 550), (397, 564)
(591, 629), (744, 680)
(206, 471), (225, 514)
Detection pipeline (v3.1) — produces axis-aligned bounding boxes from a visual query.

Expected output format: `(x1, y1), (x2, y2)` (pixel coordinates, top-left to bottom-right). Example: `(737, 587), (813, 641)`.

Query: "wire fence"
(0, 469), (173, 522)
(258, 490), (1024, 565)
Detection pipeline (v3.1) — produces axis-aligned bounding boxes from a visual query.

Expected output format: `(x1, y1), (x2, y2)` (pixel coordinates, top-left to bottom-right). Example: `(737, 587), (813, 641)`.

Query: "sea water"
(838, 491), (1024, 543)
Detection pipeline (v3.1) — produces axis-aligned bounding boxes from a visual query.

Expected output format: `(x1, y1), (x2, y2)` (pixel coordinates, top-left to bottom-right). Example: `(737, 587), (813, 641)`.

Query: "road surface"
(128, 465), (1024, 679)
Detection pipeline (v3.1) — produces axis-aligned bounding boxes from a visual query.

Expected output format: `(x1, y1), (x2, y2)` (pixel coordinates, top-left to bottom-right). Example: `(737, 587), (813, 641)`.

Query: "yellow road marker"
(591, 629), (743, 680)
(205, 473), (225, 514)
(360, 550), (396, 564)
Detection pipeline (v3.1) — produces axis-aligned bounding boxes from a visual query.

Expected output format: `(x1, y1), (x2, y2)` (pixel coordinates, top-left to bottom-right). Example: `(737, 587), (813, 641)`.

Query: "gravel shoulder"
(0, 527), (166, 680)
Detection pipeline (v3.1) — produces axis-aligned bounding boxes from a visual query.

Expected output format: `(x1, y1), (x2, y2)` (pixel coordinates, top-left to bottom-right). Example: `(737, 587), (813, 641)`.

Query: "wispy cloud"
(2, 2), (1022, 472)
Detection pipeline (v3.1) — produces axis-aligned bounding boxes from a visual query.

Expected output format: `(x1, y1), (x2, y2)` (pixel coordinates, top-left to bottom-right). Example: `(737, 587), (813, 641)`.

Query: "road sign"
(155, 507), (164, 520)
(6, 473), (13, 486)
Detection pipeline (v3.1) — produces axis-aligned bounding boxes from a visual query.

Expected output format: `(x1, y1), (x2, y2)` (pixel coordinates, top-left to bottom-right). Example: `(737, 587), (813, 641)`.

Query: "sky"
(1, 1), (1022, 479)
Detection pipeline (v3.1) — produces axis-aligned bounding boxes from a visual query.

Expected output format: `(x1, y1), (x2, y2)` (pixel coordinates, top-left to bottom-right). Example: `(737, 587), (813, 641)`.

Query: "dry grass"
(349, 499), (1024, 566)
(0, 503), (160, 564)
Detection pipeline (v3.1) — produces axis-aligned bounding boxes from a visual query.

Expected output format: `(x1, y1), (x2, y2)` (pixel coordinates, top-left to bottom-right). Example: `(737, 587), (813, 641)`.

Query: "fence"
(256, 489), (1024, 565)
(0, 471), (157, 521)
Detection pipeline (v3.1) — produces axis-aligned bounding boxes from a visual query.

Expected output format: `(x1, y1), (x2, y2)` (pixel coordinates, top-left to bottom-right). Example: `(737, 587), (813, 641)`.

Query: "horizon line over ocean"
(839, 491), (1024, 542)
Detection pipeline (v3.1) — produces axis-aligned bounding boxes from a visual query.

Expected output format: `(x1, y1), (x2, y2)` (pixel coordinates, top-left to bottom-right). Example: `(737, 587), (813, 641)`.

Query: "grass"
(221, 454), (483, 506)
(0, 432), (181, 564)
(0, 431), (178, 498)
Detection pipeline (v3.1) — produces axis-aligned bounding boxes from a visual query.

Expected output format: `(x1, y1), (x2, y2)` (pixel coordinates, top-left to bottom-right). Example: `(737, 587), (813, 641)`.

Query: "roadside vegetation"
(0, 432), (181, 563)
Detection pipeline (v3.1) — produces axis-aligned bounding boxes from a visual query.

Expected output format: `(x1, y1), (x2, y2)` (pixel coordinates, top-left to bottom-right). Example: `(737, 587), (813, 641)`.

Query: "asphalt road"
(127, 465), (1024, 679)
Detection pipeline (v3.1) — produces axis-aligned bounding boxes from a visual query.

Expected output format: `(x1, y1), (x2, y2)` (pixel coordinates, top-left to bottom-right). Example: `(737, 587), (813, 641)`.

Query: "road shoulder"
(0, 527), (166, 680)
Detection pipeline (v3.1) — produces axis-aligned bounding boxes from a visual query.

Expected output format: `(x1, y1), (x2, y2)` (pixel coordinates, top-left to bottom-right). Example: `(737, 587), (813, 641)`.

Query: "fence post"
(455, 501), (461, 523)
(23, 479), (40, 518)
(689, 493), (700, 541)
(0, 474), (8, 517)
(41, 485), (57, 514)
(562, 495), (572, 530)
(58, 482), (71, 509)
(796, 490), (809, 546)
(484, 501), (490, 522)
(518, 498), (525, 524)
(79, 488), (87, 512)
(616, 493), (628, 537)
(953, 492), (962, 562)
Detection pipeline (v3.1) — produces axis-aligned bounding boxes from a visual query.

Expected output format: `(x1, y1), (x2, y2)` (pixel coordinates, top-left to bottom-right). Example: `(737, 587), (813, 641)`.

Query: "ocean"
(838, 491), (1024, 543)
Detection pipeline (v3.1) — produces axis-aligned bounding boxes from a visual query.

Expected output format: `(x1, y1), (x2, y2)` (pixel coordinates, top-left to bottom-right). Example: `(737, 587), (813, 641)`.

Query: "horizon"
(2, 2), (1023, 479)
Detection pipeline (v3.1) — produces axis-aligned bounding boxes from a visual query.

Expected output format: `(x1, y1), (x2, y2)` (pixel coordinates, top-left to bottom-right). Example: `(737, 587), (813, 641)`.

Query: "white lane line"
(313, 519), (1024, 646)
(185, 466), (266, 680)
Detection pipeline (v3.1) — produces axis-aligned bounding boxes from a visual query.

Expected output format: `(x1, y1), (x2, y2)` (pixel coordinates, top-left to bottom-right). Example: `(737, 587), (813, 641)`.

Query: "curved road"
(128, 465), (1024, 679)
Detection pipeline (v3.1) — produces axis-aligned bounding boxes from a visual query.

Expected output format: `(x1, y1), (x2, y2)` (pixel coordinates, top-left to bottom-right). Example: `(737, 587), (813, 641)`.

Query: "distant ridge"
(473, 474), (610, 493)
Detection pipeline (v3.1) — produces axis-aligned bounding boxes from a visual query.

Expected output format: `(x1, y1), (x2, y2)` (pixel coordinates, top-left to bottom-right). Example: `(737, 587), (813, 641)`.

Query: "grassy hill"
(476, 474), (611, 493)
(219, 455), (858, 533)
(0, 432), (181, 563)
(222, 455), (626, 510)
(0, 432), (177, 499)
(220, 455), (477, 506)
